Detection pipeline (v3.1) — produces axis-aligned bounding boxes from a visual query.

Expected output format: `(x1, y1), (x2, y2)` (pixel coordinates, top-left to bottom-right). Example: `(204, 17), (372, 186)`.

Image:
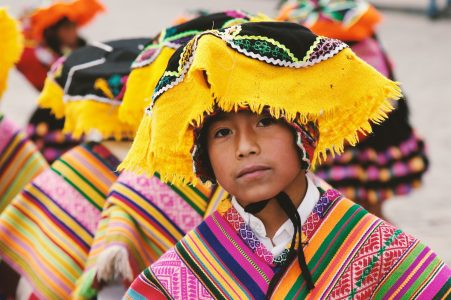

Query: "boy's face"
(206, 110), (304, 206)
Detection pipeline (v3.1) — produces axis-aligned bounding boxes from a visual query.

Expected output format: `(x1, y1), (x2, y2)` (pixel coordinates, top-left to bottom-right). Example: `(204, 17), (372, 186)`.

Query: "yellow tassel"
(0, 8), (24, 98)
(94, 78), (114, 99)
(120, 33), (402, 185)
(119, 47), (175, 129)
(37, 78), (66, 118)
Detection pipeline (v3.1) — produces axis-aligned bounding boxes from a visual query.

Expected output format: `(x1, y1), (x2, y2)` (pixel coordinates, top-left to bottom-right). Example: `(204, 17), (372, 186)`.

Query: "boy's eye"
(214, 128), (232, 138)
(257, 116), (277, 127)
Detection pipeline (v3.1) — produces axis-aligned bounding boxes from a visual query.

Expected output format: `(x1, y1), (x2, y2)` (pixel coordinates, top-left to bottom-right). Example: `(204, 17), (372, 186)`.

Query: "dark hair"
(43, 17), (86, 55)
(193, 114), (217, 183)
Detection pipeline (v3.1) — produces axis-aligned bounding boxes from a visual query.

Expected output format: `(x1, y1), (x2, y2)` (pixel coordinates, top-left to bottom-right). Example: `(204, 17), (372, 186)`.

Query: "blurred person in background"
(278, 0), (429, 219)
(16, 0), (105, 163)
(0, 38), (147, 300)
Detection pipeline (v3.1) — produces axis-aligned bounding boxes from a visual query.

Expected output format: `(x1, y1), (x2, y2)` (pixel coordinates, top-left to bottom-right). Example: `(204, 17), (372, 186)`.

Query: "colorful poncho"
(125, 185), (451, 299)
(74, 171), (217, 299)
(0, 115), (47, 212)
(0, 142), (120, 299)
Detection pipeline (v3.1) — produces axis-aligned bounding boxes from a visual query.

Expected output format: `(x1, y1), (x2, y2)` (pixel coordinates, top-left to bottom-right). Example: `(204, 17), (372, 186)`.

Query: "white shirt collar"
(231, 173), (320, 257)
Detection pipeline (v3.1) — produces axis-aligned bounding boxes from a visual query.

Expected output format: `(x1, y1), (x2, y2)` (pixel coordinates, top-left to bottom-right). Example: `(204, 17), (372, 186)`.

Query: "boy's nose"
(235, 129), (260, 159)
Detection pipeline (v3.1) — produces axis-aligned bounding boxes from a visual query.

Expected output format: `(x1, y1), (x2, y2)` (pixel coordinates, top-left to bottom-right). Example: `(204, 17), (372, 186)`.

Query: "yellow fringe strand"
(0, 8), (24, 98)
(119, 33), (402, 185)
(38, 78), (66, 118)
(119, 47), (175, 129)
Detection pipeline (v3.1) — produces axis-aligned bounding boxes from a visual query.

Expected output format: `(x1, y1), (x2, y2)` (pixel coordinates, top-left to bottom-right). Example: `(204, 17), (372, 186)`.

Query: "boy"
(121, 22), (451, 299)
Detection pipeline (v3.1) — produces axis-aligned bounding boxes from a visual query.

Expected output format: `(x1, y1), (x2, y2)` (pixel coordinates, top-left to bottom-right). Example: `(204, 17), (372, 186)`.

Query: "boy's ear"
(289, 125), (310, 171)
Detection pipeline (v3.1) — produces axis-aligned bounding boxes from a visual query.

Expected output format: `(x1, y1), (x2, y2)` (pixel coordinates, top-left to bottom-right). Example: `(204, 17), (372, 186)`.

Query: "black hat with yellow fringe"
(38, 38), (150, 140)
(0, 7), (24, 99)
(119, 10), (269, 130)
(119, 21), (401, 184)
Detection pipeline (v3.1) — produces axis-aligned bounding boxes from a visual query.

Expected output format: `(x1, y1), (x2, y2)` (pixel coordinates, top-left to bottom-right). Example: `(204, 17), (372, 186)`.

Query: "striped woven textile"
(74, 171), (214, 299)
(0, 115), (47, 212)
(0, 142), (120, 299)
(125, 186), (451, 299)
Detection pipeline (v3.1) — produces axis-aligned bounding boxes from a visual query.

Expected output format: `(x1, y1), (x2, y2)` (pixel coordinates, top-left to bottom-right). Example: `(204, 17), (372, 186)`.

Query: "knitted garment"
(0, 142), (120, 299)
(125, 186), (451, 299)
(120, 22), (401, 185)
(74, 171), (214, 299)
(0, 115), (47, 212)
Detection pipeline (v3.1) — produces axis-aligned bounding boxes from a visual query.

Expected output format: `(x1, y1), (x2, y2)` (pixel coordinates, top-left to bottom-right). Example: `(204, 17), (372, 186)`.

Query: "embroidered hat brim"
(120, 22), (401, 184)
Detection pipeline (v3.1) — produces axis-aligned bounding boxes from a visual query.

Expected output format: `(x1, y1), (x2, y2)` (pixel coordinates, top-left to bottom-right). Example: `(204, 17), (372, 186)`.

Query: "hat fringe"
(64, 101), (136, 140)
(119, 47), (175, 129)
(118, 113), (153, 173)
(38, 78), (66, 118)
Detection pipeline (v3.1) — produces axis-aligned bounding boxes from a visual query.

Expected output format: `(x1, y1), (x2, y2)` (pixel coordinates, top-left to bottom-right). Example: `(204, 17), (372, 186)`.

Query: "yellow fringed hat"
(38, 38), (150, 140)
(119, 10), (270, 130)
(0, 7), (24, 98)
(119, 22), (401, 184)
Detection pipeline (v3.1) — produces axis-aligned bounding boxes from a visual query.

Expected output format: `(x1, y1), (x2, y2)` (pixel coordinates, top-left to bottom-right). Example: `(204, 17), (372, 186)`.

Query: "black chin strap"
(244, 193), (315, 298)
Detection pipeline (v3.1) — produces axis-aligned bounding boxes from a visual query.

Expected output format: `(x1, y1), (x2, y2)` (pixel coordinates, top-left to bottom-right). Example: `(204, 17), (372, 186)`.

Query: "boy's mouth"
(236, 165), (271, 180)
